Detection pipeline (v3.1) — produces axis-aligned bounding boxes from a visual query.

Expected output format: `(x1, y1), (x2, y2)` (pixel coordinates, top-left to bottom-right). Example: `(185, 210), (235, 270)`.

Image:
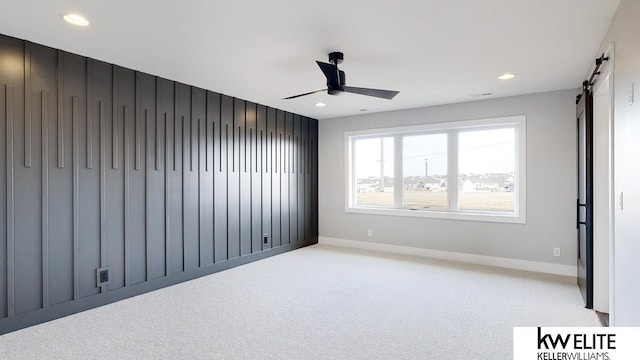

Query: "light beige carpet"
(0, 244), (600, 359)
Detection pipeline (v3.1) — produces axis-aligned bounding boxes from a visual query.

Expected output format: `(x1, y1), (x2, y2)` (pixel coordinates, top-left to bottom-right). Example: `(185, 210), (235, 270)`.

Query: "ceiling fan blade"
(343, 86), (399, 100)
(316, 61), (340, 86)
(282, 89), (326, 100)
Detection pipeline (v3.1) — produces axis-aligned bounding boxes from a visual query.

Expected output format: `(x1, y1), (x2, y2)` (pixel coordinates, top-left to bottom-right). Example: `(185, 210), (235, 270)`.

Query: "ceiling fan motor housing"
(329, 51), (344, 65)
(328, 70), (346, 95)
(327, 52), (345, 94)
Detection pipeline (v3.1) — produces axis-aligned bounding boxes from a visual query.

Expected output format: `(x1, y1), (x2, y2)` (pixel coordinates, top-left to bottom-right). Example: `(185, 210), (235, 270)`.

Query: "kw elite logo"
(513, 327), (640, 360)
(536, 327), (614, 360)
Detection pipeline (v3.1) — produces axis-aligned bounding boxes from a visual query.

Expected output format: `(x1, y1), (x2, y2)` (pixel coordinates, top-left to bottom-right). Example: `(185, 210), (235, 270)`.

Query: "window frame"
(345, 115), (526, 224)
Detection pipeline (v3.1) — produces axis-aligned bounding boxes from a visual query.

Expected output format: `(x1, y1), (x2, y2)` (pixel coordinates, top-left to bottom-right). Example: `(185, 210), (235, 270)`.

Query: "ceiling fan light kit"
(283, 52), (399, 100)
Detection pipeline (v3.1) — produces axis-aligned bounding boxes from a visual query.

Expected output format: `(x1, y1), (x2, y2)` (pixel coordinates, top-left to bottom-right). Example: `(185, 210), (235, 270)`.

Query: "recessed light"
(63, 13), (90, 26)
(315, 102), (326, 107)
(498, 73), (516, 80)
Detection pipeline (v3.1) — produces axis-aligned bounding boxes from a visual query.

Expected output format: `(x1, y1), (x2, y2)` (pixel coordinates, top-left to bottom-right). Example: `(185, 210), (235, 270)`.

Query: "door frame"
(591, 43), (615, 321)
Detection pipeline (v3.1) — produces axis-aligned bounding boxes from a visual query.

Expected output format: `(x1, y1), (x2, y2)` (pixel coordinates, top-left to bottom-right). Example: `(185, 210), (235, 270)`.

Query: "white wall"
(319, 90), (578, 268)
(594, 0), (640, 326)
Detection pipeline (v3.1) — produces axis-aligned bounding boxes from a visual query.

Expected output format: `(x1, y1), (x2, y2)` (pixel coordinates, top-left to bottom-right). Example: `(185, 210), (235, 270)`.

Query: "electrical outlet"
(553, 248), (561, 257)
(367, 229), (373, 237)
(263, 233), (269, 244)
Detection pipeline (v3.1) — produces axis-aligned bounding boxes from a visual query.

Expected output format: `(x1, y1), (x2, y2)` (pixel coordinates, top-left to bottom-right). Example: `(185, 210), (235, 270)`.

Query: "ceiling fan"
(282, 52), (399, 100)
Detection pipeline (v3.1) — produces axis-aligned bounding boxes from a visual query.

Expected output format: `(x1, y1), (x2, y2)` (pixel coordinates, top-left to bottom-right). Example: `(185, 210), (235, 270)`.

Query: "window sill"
(345, 206), (526, 224)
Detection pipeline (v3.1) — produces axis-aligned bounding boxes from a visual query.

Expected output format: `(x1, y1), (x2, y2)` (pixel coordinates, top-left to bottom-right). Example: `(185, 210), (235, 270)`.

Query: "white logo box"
(514, 327), (640, 360)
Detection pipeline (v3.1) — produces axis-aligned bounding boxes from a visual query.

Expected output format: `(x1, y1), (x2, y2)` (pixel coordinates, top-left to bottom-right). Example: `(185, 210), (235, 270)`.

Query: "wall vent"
(96, 267), (111, 287)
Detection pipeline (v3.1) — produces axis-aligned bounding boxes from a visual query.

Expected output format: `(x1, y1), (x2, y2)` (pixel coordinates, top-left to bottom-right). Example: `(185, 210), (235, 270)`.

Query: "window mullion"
(448, 131), (459, 210)
(393, 134), (403, 208)
(349, 138), (356, 207)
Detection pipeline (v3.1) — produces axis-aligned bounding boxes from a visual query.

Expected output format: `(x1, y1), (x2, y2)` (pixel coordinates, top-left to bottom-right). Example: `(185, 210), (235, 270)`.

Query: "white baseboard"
(318, 236), (577, 277)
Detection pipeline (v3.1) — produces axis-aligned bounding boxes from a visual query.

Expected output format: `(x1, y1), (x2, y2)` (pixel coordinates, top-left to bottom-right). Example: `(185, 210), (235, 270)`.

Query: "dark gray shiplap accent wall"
(0, 34), (319, 334)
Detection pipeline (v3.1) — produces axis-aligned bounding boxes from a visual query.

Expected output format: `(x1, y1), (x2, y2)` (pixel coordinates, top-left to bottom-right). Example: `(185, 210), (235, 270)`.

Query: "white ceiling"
(0, 0), (620, 119)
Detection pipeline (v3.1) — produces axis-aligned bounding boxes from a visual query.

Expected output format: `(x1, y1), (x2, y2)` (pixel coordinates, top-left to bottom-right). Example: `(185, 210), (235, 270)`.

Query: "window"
(402, 133), (448, 209)
(458, 128), (515, 212)
(346, 115), (526, 223)
(354, 137), (394, 206)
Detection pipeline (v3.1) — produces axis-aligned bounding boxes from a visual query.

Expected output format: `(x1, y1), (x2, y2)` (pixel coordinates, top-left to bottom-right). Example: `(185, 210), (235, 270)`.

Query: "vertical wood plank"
(215, 121), (220, 263)
(308, 120), (311, 174)
(135, 73), (140, 171)
(173, 90), (177, 173)
(271, 108), (281, 248)
(72, 96), (79, 300)
(182, 113), (186, 271)
(287, 131), (293, 245)
(209, 92), (222, 263)
(232, 101), (235, 173)
(155, 110), (159, 171)
(24, 42), (32, 168)
(41, 91), (49, 306)
(304, 120), (309, 242)
(205, 119), (208, 172)
(265, 110), (270, 174)
(5, 43), (47, 307)
(226, 123), (229, 258)
(99, 101), (106, 293)
(6, 85), (15, 316)
(123, 105), (129, 286)
(174, 116), (179, 172)
(298, 136), (302, 174)
(135, 107), (140, 170)
(112, 66), (118, 170)
(219, 105), (223, 172)
(282, 111), (290, 246)
(261, 106), (272, 250)
(198, 91), (209, 267)
(86, 59), (93, 169)
(164, 112), (169, 276)
(145, 109), (151, 281)
(57, 51), (64, 169)
(197, 118), (202, 266)
(308, 119), (312, 241)
(249, 127), (253, 254)
(296, 116), (304, 244)
(195, 119), (199, 173)
(313, 121), (319, 237)
(260, 129), (264, 251)
(69, 53), (98, 297)
(229, 95), (244, 258)
(253, 104), (262, 254)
